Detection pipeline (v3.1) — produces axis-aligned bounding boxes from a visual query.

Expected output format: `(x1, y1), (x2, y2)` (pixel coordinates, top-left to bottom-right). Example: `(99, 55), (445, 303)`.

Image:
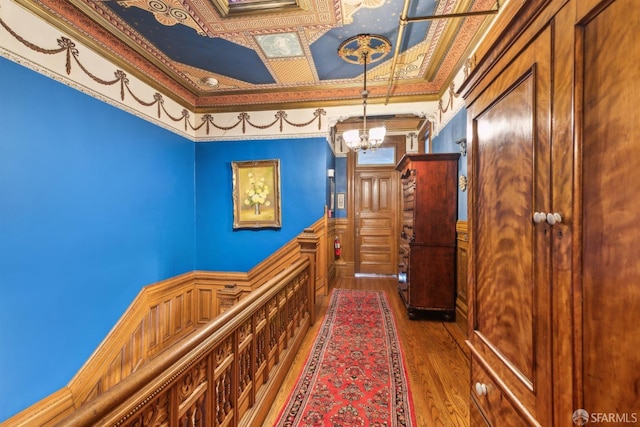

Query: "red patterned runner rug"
(274, 289), (416, 426)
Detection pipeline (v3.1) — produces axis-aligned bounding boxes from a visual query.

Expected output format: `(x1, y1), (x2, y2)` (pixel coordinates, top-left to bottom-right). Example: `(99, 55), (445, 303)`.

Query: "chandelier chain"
(337, 34), (391, 152)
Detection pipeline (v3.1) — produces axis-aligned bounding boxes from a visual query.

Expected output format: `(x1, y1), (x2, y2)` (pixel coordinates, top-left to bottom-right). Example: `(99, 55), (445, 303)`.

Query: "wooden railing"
(56, 245), (315, 426)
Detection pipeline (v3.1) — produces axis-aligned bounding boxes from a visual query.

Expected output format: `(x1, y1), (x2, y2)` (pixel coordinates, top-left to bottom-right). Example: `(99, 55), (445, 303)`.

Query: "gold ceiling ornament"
(337, 34), (392, 152)
(118, 0), (206, 35)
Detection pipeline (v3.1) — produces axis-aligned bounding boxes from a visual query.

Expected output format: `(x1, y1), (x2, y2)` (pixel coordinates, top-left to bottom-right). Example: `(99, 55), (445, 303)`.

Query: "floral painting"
(232, 159), (282, 229)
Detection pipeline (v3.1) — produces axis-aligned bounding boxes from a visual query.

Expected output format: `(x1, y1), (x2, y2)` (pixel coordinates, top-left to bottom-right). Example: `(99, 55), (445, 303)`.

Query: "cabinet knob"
(533, 212), (546, 223)
(534, 212), (563, 225)
(546, 212), (563, 225)
(475, 382), (488, 396)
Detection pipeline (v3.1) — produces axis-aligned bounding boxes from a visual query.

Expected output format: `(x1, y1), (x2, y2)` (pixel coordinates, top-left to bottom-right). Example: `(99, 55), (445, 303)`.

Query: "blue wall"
(325, 147), (335, 218)
(195, 138), (331, 271)
(334, 157), (348, 218)
(0, 58), (195, 421)
(0, 55), (335, 420)
(432, 108), (468, 219)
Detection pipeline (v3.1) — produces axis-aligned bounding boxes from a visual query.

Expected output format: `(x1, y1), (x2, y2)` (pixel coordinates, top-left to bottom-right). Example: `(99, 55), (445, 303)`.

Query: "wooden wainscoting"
(325, 217), (336, 291)
(60, 256), (316, 427)
(5, 217), (332, 427)
(334, 218), (354, 277)
(456, 220), (468, 335)
(72, 271), (203, 406)
(306, 214), (333, 297)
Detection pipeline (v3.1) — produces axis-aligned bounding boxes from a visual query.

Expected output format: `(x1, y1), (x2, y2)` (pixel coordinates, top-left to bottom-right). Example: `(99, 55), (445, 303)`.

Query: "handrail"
(57, 257), (312, 427)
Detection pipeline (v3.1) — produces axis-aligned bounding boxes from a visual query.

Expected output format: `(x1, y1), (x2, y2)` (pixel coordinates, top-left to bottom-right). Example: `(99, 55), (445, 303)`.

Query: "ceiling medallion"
(337, 34), (392, 153)
(201, 77), (220, 88)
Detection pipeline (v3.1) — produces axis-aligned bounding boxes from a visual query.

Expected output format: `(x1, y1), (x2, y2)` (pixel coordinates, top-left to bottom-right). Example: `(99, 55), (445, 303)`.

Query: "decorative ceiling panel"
(270, 59), (316, 84)
(10, 0), (500, 113)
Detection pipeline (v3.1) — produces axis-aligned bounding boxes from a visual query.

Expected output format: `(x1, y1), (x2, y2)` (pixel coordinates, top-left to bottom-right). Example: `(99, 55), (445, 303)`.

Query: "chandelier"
(338, 34), (392, 152)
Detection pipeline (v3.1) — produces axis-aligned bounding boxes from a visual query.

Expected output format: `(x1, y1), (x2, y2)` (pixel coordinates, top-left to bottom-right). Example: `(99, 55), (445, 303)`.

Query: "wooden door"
(580, 0), (640, 415)
(354, 168), (398, 275)
(467, 24), (553, 425)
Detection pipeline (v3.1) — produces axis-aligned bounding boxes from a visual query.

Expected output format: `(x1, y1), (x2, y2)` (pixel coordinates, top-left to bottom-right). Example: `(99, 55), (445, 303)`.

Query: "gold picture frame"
(232, 159), (282, 229)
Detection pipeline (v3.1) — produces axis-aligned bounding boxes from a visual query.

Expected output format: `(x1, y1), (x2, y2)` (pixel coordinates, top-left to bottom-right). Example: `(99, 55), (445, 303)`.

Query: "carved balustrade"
(56, 256), (313, 427)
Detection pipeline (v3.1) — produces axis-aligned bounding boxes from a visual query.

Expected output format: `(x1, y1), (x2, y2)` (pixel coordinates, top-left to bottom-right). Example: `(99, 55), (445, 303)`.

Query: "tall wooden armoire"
(395, 153), (459, 320)
(462, 0), (640, 425)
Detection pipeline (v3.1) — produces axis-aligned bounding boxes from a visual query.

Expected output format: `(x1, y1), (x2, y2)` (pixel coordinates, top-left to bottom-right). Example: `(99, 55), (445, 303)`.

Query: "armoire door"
(580, 0), (640, 416)
(467, 24), (553, 425)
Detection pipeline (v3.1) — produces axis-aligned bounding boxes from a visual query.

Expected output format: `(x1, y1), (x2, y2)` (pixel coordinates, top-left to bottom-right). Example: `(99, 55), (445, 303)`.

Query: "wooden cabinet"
(579, 0), (640, 416)
(395, 153), (459, 320)
(463, 0), (640, 425)
(470, 353), (531, 427)
(466, 18), (554, 427)
(455, 221), (469, 333)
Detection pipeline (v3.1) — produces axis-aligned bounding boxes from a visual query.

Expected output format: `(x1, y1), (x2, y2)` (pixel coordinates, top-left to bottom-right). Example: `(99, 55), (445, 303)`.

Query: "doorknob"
(533, 212), (546, 223)
(546, 212), (562, 225)
(534, 212), (563, 225)
(475, 382), (488, 396)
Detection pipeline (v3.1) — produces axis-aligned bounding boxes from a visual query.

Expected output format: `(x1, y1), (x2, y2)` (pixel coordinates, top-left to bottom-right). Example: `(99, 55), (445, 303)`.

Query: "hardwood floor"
(262, 275), (471, 426)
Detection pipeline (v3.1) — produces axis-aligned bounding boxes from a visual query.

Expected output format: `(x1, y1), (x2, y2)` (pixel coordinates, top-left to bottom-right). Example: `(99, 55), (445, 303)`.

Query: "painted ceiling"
(12, 0), (499, 113)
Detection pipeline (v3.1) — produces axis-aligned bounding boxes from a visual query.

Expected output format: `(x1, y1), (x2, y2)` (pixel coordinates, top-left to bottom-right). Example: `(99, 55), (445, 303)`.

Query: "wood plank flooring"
(262, 275), (471, 426)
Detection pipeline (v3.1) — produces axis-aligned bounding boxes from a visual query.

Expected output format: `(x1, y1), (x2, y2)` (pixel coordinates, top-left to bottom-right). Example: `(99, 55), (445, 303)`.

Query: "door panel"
(355, 170), (398, 274)
(475, 75), (535, 382)
(408, 245), (455, 309)
(581, 0), (640, 413)
(468, 26), (552, 422)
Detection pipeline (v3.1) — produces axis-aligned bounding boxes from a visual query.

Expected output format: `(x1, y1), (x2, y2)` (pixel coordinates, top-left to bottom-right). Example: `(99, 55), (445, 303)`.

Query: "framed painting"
(232, 159), (282, 229)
